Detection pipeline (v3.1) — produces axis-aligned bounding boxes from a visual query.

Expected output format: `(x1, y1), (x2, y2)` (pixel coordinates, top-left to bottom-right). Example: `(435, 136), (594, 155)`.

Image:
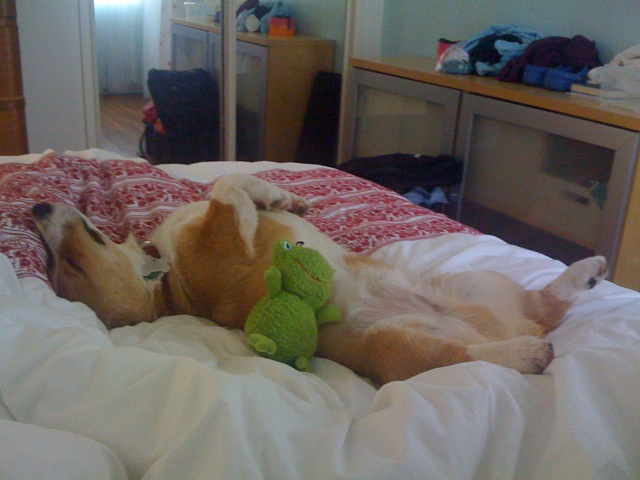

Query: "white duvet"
(0, 152), (639, 480)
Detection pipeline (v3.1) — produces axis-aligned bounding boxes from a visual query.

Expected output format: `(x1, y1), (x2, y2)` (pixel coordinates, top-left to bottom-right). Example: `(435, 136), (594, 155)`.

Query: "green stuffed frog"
(245, 239), (342, 372)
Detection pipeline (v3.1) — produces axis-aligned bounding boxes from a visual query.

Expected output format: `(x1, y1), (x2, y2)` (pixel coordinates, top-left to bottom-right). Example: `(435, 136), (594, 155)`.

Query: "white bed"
(0, 149), (639, 480)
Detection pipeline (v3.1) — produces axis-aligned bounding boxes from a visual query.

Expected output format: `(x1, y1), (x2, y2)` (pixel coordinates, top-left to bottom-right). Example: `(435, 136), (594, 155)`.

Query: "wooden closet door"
(0, 0), (28, 154)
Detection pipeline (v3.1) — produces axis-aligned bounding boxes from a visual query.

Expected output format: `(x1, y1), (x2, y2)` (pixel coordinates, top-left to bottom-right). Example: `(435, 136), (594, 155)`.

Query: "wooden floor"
(99, 94), (148, 158)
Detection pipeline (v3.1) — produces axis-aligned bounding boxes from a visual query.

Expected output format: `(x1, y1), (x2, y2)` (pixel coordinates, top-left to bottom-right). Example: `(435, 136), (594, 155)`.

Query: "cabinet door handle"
(561, 190), (590, 206)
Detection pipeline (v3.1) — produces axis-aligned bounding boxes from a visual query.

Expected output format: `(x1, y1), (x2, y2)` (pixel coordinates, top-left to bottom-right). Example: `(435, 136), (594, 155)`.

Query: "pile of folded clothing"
(437, 25), (543, 76)
(498, 35), (602, 90)
(437, 24), (603, 91)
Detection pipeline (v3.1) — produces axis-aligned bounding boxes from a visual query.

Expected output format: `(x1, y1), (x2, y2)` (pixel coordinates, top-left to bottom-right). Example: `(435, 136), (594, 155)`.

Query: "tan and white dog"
(32, 173), (608, 384)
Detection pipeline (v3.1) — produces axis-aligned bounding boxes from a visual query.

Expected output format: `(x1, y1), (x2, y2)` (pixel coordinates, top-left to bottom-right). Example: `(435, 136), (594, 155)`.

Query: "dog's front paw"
(257, 189), (310, 216)
(269, 192), (310, 215)
(220, 174), (311, 215)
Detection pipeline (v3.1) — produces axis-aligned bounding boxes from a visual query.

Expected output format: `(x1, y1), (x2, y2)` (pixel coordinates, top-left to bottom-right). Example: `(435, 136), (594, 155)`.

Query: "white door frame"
(80, 0), (100, 149)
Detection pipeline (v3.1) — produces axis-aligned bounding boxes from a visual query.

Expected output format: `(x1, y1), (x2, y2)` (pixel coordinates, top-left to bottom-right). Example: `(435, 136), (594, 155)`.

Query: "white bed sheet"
(0, 150), (639, 480)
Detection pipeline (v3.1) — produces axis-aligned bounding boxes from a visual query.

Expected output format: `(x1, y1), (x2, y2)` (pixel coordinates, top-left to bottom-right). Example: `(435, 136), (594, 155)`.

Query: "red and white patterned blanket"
(0, 152), (477, 284)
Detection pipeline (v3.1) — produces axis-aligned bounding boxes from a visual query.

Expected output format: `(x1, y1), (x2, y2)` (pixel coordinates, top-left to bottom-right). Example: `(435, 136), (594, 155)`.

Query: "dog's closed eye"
(64, 257), (85, 274)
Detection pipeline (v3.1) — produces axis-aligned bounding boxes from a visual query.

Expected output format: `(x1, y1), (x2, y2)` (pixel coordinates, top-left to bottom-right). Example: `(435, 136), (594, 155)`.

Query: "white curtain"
(96, 0), (180, 96)
(95, 0), (145, 94)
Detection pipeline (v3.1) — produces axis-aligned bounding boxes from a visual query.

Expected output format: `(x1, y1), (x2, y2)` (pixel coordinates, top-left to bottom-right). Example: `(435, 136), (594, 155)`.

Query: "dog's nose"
(32, 202), (54, 220)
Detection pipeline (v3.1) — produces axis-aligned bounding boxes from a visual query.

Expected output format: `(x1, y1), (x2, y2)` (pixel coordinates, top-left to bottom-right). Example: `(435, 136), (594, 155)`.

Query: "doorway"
(94, 0), (148, 158)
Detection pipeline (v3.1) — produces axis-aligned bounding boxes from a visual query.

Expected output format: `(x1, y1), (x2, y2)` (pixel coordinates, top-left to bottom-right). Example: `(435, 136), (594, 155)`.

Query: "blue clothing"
(441, 24), (544, 76)
(464, 24), (543, 53)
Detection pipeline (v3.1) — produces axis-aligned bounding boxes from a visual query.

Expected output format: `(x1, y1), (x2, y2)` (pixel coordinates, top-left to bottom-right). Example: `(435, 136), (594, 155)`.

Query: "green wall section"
(286, 0), (348, 71)
(382, 0), (639, 62)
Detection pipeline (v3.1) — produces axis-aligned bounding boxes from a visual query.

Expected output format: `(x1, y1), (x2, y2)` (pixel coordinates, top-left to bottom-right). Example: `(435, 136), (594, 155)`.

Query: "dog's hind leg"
(524, 256), (608, 332)
(467, 336), (554, 374)
(317, 322), (555, 382)
(317, 322), (471, 384)
(541, 256), (608, 302)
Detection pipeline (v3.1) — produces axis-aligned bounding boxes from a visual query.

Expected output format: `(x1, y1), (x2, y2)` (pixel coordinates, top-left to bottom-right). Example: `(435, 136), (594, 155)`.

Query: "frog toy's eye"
(283, 241), (292, 250)
(296, 241), (305, 247)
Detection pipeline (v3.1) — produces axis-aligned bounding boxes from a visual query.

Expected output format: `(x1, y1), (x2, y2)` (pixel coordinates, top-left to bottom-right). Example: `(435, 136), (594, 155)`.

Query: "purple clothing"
(498, 35), (602, 83)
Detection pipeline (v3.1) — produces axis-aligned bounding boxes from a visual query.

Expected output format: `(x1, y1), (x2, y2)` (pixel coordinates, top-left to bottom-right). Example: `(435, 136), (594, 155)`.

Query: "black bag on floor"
(338, 153), (463, 193)
(295, 71), (342, 167)
(140, 68), (220, 164)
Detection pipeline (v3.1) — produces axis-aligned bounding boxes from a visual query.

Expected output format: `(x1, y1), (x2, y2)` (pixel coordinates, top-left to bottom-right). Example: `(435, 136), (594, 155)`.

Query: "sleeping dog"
(32, 173), (608, 384)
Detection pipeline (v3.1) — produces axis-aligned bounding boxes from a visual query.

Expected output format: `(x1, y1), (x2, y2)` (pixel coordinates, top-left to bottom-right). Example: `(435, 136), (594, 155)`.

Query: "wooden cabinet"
(456, 93), (638, 270)
(172, 23), (209, 72)
(171, 18), (335, 163)
(0, 0), (28, 155)
(341, 56), (640, 290)
(341, 68), (460, 160)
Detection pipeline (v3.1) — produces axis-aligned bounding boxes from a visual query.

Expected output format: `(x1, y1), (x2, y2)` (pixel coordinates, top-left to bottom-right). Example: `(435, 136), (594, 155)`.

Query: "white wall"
(350, 0), (384, 59)
(16, 0), (98, 153)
